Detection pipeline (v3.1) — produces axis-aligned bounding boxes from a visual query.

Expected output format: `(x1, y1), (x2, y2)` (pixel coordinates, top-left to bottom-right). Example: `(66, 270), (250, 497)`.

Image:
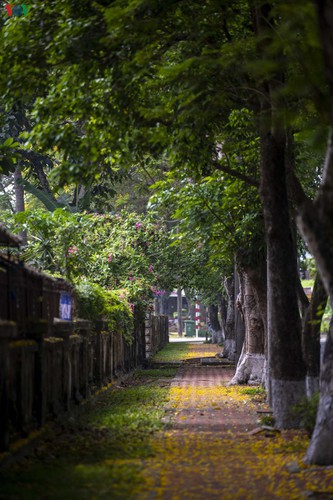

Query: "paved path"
(140, 346), (333, 499)
(169, 336), (207, 343)
(159, 343), (263, 434)
(2, 343), (333, 499)
(168, 364), (260, 432)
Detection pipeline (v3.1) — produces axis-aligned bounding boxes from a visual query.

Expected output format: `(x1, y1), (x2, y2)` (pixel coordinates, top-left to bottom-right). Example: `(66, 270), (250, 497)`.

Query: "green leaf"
(4, 137), (14, 147)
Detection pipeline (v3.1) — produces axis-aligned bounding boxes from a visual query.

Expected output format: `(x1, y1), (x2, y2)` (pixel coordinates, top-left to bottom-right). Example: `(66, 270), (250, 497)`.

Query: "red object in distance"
(5, 4), (13, 16)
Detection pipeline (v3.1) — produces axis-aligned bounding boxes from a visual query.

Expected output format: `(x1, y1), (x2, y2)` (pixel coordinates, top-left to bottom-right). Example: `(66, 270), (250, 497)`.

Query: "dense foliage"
(6, 209), (177, 305)
(2, 0), (333, 459)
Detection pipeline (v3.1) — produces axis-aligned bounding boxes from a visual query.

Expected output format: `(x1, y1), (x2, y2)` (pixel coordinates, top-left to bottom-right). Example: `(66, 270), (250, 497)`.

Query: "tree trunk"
(160, 292), (169, 315)
(229, 266), (266, 386)
(188, 299), (196, 321)
(290, 0), (333, 464)
(291, 0), (333, 463)
(208, 303), (223, 344)
(305, 318), (333, 465)
(254, 0), (306, 429)
(177, 287), (183, 337)
(234, 269), (245, 363)
(13, 164), (27, 245)
(302, 273), (327, 397)
(260, 128), (306, 427)
(217, 291), (227, 339)
(222, 276), (236, 361)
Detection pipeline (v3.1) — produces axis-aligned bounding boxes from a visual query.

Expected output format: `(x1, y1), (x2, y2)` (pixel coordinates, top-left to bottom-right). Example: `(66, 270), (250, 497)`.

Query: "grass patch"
(301, 279), (314, 289)
(292, 392), (319, 436)
(240, 387), (266, 396)
(152, 342), (218, 363)
(0, 462), (144, 500)
(259, 414), (275, 427)
(0, 369), (172, 499)
(152, 343), (190, 363)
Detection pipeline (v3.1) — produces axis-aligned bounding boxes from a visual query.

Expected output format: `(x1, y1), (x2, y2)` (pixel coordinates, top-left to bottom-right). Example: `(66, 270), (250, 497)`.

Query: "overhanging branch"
(212, 160), (259, 188)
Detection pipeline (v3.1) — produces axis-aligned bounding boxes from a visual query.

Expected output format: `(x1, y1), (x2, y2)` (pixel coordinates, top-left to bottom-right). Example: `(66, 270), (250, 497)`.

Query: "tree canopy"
(2, 0), (333, 464)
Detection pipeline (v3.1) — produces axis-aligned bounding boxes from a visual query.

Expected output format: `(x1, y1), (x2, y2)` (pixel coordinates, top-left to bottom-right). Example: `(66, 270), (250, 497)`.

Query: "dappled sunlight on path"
(142, 431), (333, 500)
(1, 342), (333, 499)
(142, 343), (333, 499)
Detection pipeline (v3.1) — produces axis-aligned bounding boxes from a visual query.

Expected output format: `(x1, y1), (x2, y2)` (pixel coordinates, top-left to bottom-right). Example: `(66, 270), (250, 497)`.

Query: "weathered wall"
(145, 313), (169, 359)
(0, 311), (168, 451)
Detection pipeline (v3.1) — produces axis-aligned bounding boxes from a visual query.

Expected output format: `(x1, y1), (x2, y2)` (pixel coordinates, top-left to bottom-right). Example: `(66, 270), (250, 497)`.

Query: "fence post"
(26, 320), (49, 427)
(145, 311), (152, 359)
(74, 319), (92, 398)
(0, 321), (17, 451)
(53, 319), (74, 411)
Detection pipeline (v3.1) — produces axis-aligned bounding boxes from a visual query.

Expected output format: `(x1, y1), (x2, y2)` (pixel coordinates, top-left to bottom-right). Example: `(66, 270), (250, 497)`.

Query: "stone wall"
(0, 311), (168, 451)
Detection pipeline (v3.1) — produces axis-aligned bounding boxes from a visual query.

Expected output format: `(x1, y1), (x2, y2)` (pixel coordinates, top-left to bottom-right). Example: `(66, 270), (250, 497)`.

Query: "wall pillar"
(0, 321), (17, 451)
(145, 311), (152, 359)
(26, 320), (49, 426)
(53, 319), (74, 411)
(74, 319), (92, 398)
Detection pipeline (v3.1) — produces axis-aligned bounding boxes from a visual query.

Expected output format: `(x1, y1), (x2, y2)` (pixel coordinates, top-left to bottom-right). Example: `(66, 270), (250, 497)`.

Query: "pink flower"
(108, 254), (113, 262)
(67, 245), (78, 256)
(149, 264), (154, 272)
(135, 222), (142, 230)
(119, 293), (125, 300)
(129, 303), (135, 313)
(129, 276), (133, 281)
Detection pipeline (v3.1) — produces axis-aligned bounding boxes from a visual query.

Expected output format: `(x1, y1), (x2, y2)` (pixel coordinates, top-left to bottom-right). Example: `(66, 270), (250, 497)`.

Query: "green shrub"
(292, 392), (319, 436)
(259, 414), (275, 427)
(75, 281), (107, 321)
(75, 281), (134, 343)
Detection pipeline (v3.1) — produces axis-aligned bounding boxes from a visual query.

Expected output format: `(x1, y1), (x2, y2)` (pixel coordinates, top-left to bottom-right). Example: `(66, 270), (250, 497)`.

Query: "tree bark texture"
(222, 276), (236, 361)
(315, 0), (333, 124)
(295, 131), (333, 306)
(13, 164), (27, 245)
(208, 303), (223, 344)
(14, 165), (25, 213)
(305, 319), (333, 465)
(302, 273), (327, 397)
(217, 292), (227, 338)
(260, 129), (306, 427)
(230, 267), (266, 385)
(298, 0), (333, 464)
(177, 287), (183, 337)
(234, 270), (245, 363)
(188, 299), (196, 321)
(253, 0), (307, 428)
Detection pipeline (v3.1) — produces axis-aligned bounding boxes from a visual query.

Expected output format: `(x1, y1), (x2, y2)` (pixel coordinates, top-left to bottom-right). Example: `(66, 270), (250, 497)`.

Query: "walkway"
(1, 343), (333, 499)
(169, 334), (206, 342)
(142, 345), (333, 499)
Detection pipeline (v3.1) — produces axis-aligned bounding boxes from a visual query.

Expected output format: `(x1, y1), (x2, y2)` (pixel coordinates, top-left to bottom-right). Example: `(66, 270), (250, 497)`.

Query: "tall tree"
(1, 0), (332, 443)
(291, 0), (333, 465)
